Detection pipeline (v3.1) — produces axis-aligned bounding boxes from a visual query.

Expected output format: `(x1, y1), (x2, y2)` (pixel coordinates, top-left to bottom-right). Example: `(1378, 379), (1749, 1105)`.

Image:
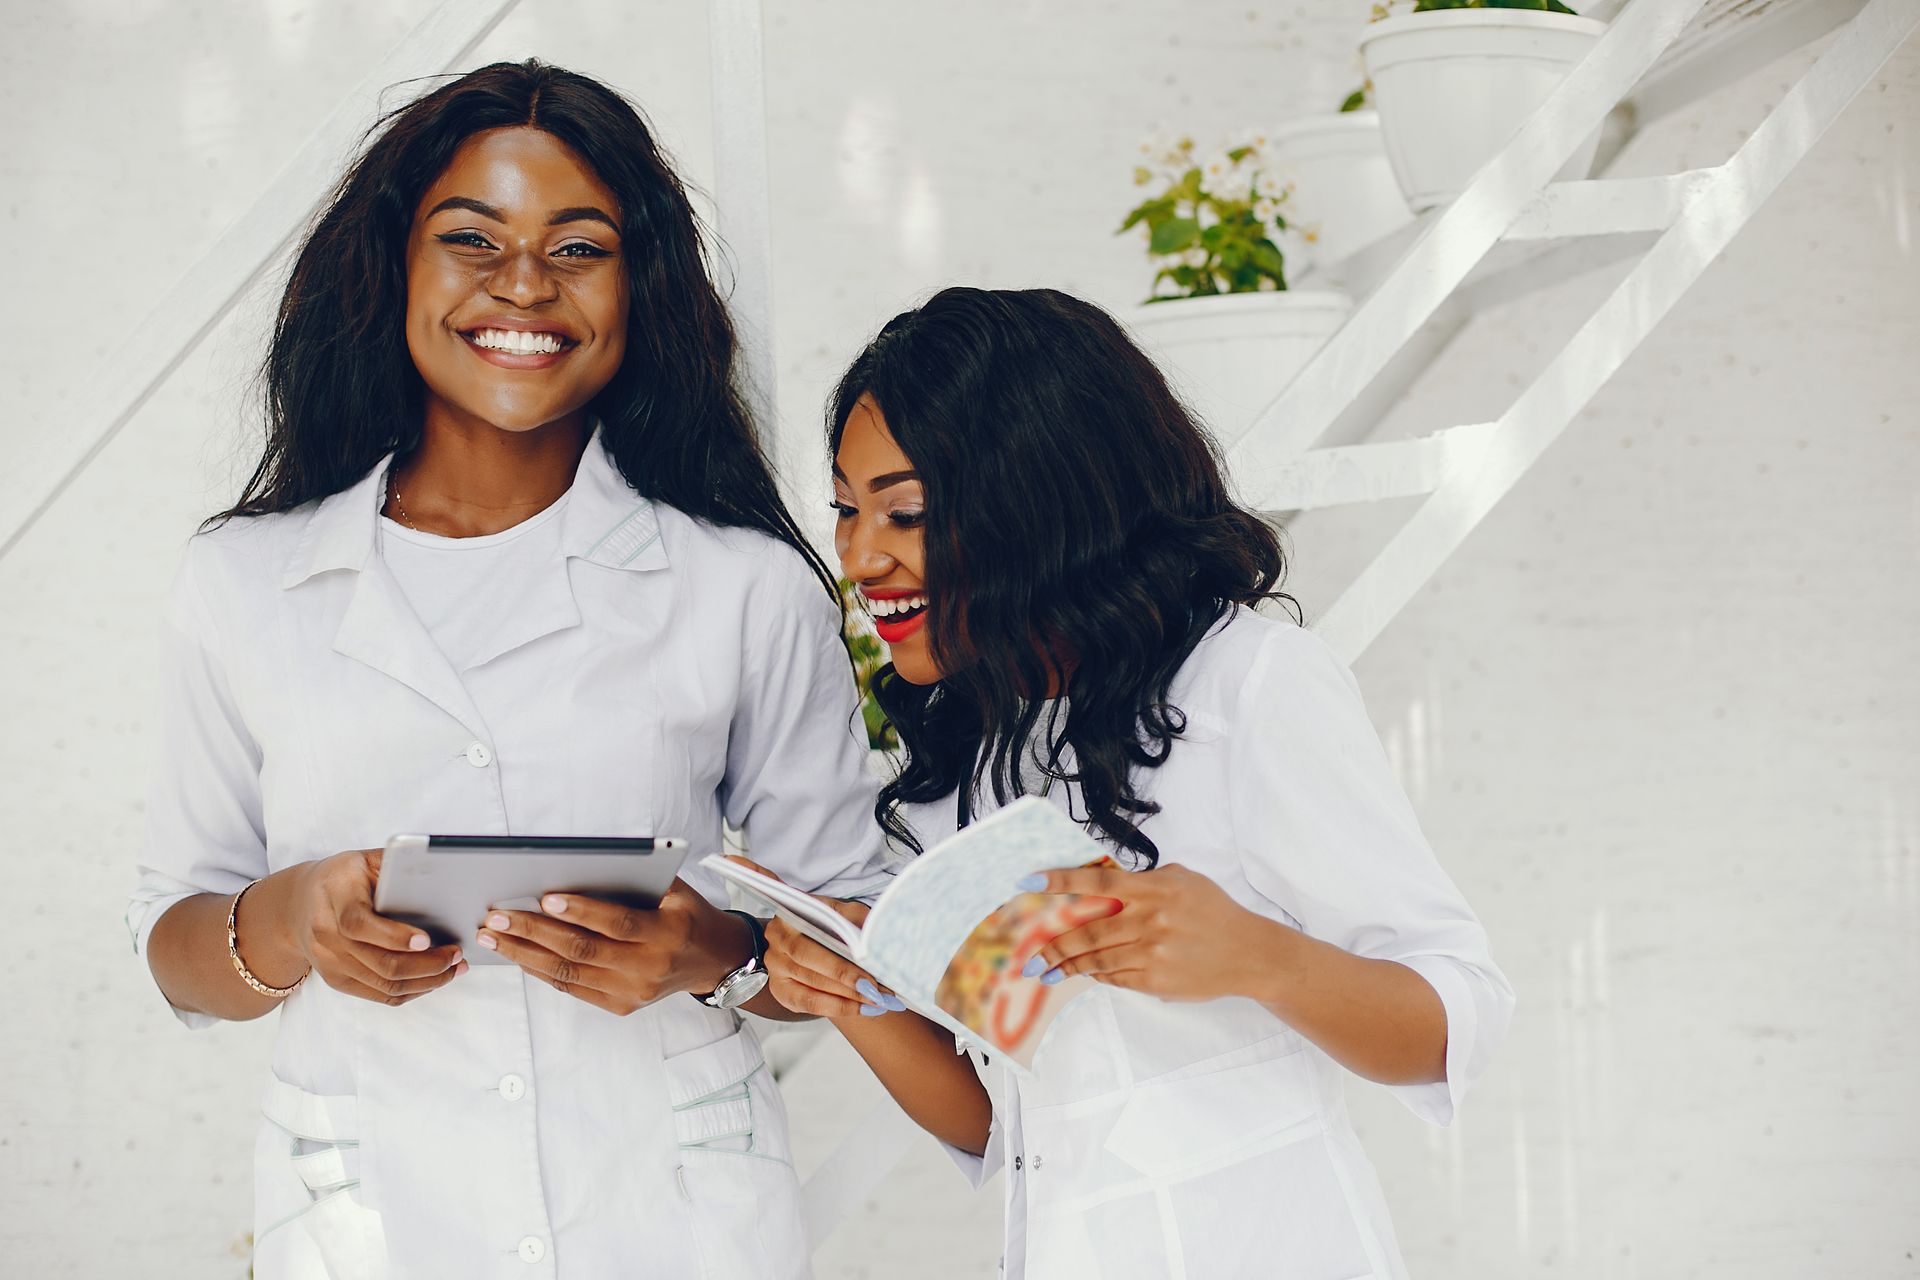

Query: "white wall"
(1, 2), (1914, 1276)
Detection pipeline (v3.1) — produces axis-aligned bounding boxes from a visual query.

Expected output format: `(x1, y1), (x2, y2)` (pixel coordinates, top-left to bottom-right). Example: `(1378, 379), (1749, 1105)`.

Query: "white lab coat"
(127, 433), (890, 1279)
(923, 609), (1516, 1280)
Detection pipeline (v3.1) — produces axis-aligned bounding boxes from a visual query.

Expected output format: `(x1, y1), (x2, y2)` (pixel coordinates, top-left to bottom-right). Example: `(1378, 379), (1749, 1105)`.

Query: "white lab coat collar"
(276, 429), (670, 739)
(278, 426), (670, 590)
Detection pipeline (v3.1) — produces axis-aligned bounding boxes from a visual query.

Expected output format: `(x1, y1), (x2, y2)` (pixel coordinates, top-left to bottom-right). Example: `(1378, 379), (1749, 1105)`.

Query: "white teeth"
(866, 593), (928, 617)
(471, 328), (565, 355)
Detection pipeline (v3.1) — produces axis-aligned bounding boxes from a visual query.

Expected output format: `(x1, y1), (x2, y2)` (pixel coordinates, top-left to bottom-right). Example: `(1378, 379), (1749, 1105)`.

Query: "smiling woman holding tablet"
(124, 62), (885, 1279)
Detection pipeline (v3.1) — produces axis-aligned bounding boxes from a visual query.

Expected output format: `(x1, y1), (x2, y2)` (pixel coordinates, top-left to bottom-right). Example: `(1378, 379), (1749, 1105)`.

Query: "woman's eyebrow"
(548, 206), (619, 233)
(422, 198), (618, 234)
(868, 470), (919, 492)
(425, 196), (505, 222)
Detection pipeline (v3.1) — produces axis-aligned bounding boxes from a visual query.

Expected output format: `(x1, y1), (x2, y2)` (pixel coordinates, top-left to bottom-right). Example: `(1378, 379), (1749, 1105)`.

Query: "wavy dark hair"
(831, 287), (1296, 864)
(210, 59), (833, 597)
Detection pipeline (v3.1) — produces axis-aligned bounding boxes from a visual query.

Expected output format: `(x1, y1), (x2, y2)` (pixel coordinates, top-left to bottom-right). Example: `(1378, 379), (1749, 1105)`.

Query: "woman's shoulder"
(1174, 605), (1354, 725)
(655, 506), (833, 607)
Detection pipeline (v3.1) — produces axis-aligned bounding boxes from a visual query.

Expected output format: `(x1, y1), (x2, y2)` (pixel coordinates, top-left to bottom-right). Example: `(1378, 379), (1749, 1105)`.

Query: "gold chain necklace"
(387, 471), (420, 531)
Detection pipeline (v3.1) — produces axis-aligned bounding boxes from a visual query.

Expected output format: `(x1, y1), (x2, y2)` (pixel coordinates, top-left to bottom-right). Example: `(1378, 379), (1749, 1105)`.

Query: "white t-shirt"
(376, 489), (573, 672)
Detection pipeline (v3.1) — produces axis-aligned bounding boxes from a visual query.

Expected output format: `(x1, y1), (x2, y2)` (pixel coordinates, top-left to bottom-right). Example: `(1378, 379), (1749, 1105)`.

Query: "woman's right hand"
(282, 849), (466, 1005)
(726, 857), (903, 1020)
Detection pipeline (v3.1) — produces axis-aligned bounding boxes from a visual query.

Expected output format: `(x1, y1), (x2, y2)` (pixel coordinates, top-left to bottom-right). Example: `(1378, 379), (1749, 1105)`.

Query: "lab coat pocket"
(253, 1076), (389, 1280)
(1102, 1043), (1382, 1280)
(1101, 1034), (1320, 1180)
(664, 1025), (811, 1280)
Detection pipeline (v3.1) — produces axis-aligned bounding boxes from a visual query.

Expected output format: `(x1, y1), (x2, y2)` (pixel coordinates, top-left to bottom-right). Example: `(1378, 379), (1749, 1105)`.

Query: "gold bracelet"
(227, 880), (306, 999)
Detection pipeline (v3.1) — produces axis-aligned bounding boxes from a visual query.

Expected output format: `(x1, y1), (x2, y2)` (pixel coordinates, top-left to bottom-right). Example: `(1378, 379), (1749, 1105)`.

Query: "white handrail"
(1312, 0), (1920, 666)
(0, 0), (521, 562)
(1224, 0), (1712, 487)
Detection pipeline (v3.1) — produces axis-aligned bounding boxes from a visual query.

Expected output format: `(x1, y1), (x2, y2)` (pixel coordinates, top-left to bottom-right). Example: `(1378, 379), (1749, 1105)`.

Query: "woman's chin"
(889, 647), (942, 686)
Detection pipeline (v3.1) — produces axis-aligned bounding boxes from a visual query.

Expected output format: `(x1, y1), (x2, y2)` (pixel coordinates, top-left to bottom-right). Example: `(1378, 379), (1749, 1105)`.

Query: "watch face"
(713, 967), (770, 1010)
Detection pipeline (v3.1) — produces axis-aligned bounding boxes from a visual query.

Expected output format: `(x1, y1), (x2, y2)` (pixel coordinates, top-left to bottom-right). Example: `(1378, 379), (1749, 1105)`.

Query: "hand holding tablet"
(374, 834), (690, 964)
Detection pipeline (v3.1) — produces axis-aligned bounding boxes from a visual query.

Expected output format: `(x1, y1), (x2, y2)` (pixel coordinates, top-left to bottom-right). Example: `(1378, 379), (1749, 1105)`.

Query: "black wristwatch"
(695, 910), (770, 1010)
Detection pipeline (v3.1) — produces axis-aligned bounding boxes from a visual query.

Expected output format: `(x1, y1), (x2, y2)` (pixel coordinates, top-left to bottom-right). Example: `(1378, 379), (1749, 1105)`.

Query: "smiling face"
(833, 395), (940, 684)
(404, 126), (629, 434)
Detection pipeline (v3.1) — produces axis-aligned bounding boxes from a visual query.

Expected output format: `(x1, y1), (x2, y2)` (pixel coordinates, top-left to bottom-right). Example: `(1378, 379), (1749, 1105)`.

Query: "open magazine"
(703, 796), (1118, 1075)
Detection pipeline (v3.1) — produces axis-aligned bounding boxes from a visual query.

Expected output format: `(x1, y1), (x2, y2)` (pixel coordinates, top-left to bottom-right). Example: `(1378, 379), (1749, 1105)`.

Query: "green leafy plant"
(1119, 129), (1293, 303)
(1339, 81), (1371, 112)
(840, 578), (898, 752)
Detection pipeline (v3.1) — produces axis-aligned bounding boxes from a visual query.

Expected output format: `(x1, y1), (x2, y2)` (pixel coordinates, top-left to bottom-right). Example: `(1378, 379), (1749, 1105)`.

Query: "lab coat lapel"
(284, 456), (492, 740)
(330, 554), (493, 742)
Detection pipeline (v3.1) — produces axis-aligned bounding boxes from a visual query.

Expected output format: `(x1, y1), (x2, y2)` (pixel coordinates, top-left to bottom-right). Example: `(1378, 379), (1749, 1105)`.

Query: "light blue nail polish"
(1021, 955), (1047, 979)
(1040, 967), (1065, 986)
(859, 1003), (889, 1017)
(881, 993), (908, 1013)
(1014, 873), (1047, 893)
(855, 978), (882, 1003)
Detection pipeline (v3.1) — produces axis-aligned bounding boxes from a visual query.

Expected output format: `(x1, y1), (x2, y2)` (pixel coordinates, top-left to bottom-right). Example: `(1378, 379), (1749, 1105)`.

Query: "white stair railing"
(1235, 0), (1917, 665)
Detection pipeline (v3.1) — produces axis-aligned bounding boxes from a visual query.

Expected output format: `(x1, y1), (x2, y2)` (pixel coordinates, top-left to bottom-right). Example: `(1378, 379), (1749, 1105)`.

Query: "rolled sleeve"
(940, 1112), (1005, 1192)
(719, 550), (891, 900)
(128, 541), (270, 1028)
(1229, 624), (1515, 1125)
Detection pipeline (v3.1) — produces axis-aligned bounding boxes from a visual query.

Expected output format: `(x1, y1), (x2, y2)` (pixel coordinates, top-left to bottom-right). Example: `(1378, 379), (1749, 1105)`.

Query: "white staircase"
(1237, 0), (1920, 666)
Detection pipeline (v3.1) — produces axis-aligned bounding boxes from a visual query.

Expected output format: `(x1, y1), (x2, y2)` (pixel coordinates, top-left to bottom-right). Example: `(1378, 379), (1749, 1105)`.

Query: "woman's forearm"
(832, 1010), (993, 1155)
(146, 866), (311, 1021)
(1244, 917), (1449, 1087)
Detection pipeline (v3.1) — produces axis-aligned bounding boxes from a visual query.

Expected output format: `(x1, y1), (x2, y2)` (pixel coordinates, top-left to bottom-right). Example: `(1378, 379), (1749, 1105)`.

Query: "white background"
(1, 2), (1915, 1276)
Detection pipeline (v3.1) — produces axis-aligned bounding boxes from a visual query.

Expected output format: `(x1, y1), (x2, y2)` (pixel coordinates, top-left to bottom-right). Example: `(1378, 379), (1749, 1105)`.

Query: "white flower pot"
(1125, 291), (1352, 441)
(1358, 9), (1609, 213)
(1268, 111), (1414, 269)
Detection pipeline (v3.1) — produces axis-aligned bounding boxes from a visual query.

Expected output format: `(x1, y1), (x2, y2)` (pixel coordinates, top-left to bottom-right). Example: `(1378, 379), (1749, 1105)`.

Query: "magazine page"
(862, 797), (1120, 1072)
(703, 855), (867, 957)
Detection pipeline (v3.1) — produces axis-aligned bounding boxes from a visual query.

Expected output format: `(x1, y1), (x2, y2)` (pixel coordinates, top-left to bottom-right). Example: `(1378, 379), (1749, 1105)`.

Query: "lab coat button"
(1031, 1155), (1043, 1170)
(498, 1074), (526, 1101)
(465, 742), (493, 768)
(517, 1236), (546, 1263)
(1013, 1155), (1022, 1171)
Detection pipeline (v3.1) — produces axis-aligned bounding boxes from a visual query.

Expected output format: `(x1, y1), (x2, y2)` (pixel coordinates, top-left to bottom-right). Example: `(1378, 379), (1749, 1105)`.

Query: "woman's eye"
(554, 242), (613, 259)
(829, 502), (857, 520)
(889, 509), (925, 529)
(437, 231), (495, 251)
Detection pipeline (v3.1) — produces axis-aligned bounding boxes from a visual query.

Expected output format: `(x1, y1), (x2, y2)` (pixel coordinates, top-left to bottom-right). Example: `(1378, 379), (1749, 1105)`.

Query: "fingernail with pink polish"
(543, 895), (567, 914)
(486, 912), (509, 930)
(408, 934), (429, 952)
(477, 933), (498, 951)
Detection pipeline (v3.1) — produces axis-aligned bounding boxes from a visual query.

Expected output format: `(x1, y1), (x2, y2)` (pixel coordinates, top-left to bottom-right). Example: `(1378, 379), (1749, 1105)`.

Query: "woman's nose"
(838, 517), (893, 582)
(487, 248), (559, 309)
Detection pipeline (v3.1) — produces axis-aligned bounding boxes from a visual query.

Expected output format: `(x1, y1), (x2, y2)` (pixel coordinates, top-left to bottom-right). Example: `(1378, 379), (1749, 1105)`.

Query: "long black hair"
(830, 287), (1296, 864)
(212, 60), (833, 597)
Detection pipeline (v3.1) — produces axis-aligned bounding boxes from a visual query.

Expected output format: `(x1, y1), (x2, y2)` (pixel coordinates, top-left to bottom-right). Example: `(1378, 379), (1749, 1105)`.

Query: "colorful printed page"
(703, 797), (1119, 1075)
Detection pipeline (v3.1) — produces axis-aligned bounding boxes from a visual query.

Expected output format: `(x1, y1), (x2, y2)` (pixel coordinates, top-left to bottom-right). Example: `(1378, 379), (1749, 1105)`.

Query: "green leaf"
(1250, 239), (1286, 282)
(1339, 87), (1367, 113)
(1150, 217), (1201, 255)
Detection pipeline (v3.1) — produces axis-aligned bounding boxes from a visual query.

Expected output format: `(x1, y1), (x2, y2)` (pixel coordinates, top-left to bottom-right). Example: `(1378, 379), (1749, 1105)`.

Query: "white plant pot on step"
(1125, 291), (1352, 443)
(1358, 9), (1609, 213)
(1269, 111), (1414, 271)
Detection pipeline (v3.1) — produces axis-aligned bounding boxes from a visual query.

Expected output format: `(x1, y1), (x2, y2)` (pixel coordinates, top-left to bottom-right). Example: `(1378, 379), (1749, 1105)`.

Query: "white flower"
(1196, 203), (1220, 229)
(1181, 247), (1209, 269)
(1211, 164), (1255, 204)
(1138, 126), (1173, 159)
(1253, 196), (1279, 223)
(1199, 149), (1235, 186)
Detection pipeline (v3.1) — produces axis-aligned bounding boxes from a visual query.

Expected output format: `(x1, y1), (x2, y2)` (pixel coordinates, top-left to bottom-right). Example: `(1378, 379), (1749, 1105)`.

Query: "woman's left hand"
(478, 881), (749, 1015)
(1023, 864), (1287, 1003)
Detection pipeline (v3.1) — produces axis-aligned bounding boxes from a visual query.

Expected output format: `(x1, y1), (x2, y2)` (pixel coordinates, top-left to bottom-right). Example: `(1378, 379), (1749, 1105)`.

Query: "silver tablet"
(375, 834), (689, 964)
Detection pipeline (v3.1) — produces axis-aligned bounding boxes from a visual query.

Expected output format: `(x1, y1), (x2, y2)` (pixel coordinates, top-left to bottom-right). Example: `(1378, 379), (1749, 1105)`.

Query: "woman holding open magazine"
(752, 287), (1516, 1279)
